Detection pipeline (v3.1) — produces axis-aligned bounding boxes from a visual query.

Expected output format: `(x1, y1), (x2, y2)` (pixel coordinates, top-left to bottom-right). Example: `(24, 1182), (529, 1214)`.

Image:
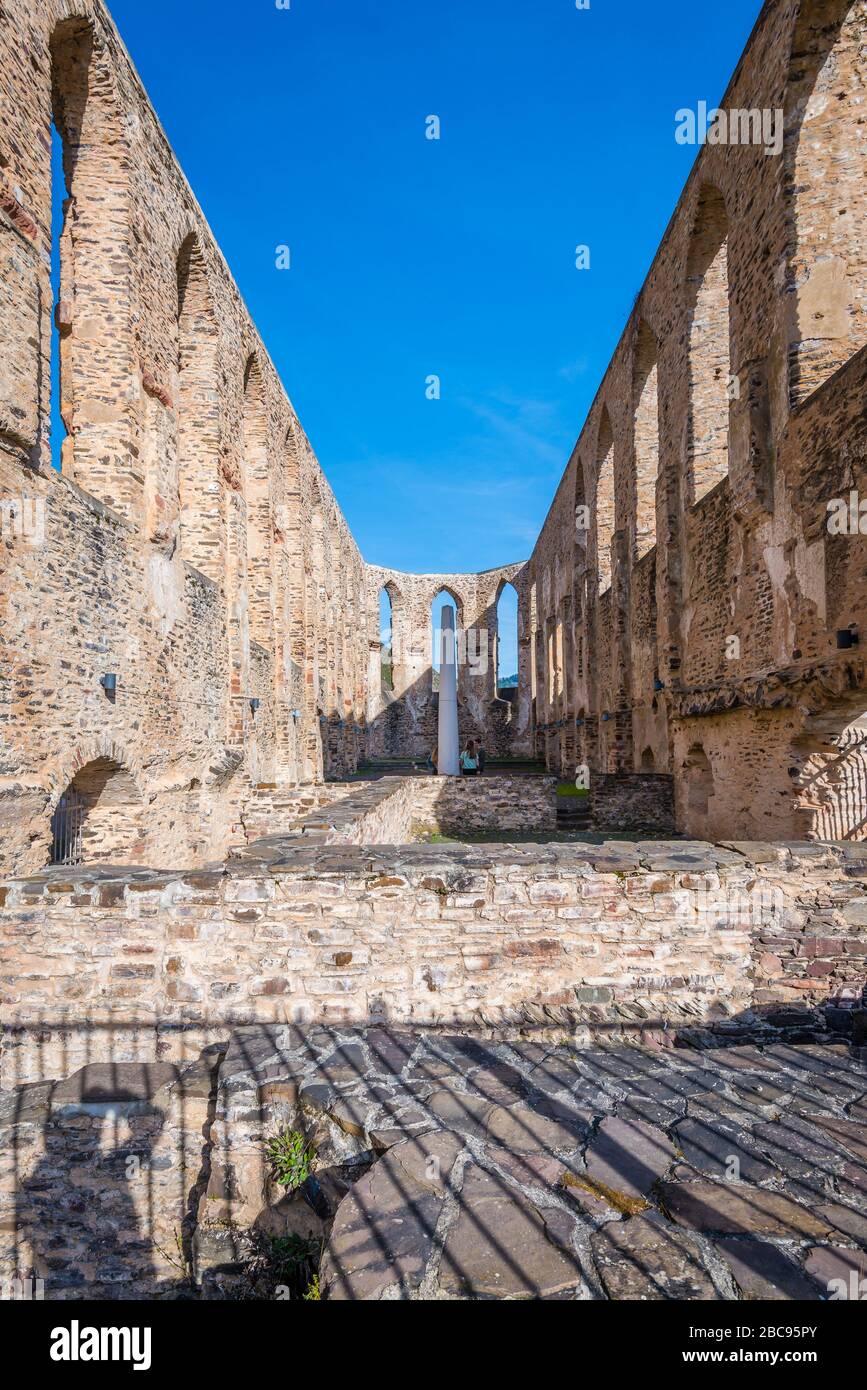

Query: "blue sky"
(93, 0), (762, 581)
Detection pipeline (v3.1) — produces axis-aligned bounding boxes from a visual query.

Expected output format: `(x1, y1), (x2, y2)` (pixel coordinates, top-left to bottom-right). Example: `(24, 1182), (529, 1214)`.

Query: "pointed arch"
(785, 0), (867, 405)
(242, 355), (273, 650)
(495, 580), (519, 697)
(431, 586), (463, 692)
(177, 232), (222, 580)
(595, 408), (615, 595)
(49, 17), (136, 515)
(633, 320), (660, 559)
(686, 185), (731, 507)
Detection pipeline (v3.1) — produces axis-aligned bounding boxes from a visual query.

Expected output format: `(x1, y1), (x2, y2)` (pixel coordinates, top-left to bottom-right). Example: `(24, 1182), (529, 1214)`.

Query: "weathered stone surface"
(320, 1132), (463, 1300)
(584, 1116), (677, 1202)
(661, 1182), (833, 1239)
(485, 1099), (591, 1155)
(4, 1023), (865, 1301)
(803, 1245), (867, 1294)
(715, 1239), (823, 1301)
(591, 1214), (717, 1300)
(673, 1118), (778, 1184)
(438, 1163), (585, 1299)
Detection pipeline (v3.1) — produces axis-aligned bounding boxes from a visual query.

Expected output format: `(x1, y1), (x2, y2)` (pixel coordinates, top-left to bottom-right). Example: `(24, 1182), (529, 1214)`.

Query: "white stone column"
(438, 606), (460, 775)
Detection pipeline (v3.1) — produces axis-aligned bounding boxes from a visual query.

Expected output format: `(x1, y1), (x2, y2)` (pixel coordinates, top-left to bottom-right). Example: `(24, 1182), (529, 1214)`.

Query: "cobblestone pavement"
(206, 1026), (867, 1301)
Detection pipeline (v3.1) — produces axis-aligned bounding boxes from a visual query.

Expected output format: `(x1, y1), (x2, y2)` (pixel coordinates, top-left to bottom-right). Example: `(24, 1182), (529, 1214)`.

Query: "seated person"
(460, 740), (479, 775)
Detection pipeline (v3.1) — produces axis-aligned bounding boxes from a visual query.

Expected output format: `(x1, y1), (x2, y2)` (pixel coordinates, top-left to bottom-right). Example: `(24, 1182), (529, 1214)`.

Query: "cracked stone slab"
(437, 1161), (586, 1299)
(673, 1117), (779, 1184)
(320, 1131), (464, 1300)
(485, 1098), (592, 1155)
(584, 1115), (677, 1202)
(660, 1181), (835, 1239)
(714, 1238), (823, 1300)
(803, 1244), (867, 1294)
(591, 1212), (718, 1300)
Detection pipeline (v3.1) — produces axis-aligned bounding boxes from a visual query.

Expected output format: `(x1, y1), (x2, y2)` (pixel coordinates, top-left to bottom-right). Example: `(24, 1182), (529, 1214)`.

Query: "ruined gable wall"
(365, 563), (533, 761)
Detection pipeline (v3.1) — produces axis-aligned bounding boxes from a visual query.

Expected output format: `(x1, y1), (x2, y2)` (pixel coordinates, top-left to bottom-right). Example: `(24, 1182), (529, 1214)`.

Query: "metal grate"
(50, 789), (84, 866)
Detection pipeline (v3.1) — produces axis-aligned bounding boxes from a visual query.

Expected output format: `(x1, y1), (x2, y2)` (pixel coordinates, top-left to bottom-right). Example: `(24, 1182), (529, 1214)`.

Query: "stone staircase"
(556, 791), (592, 832)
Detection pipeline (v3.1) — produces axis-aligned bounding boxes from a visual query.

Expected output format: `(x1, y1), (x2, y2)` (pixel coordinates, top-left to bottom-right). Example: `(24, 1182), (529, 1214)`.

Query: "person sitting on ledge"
(460, 740), (479, 776)
(427, 745), (438, 774)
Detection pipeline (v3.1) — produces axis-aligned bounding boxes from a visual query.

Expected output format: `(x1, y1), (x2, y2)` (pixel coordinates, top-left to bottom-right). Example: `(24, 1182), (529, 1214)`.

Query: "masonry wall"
(0, 0), (368, 878)
(365, 564), (533, 762)
(2, 837), (865, 1084)
(592, 773), (676, 834)
(526, 0), (867, 845)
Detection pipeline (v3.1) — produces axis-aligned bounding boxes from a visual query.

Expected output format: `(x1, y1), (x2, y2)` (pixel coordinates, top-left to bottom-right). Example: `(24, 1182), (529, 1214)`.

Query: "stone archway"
(49, 757), (147, 867)
(792, 699), (867, 841)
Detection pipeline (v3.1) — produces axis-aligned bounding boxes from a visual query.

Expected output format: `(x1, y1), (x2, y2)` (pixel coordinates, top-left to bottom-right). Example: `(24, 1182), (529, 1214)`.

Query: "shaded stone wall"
(0, 0), (368, 877)
(527, 0), (867, 844)
(592, 774), (676, 834)
(365, 564), (533, 761)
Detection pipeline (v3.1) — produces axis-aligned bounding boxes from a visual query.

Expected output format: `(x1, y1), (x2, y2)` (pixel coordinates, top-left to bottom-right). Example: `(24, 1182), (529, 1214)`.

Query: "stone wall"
(411, 776), (557, 835)
(365, 563), (533, 761)
(2, 838), (865, 1085)
(235, 775), (558, 850)
(0, 0), (370, 880)
(525, 0), (867, 847)
(592, 773), (676, 834)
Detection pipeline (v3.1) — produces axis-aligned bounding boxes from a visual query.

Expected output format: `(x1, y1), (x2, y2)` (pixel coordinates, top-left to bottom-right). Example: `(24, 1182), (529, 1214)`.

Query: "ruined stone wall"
(365, 563), (533, 762)
(233, 775), (558, 852)
(410, 776), (558, 835)
(592, 773), (676, 835)
(2, 839), (865, 1085)
(527, 0), (867, 844)
(0, 0), (368, 877)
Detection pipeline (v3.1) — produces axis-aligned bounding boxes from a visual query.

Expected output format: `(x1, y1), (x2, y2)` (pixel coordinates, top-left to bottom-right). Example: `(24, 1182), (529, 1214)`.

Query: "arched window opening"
(49, 758), (145, 867)
(243, 357), (273, 649)
(633, 321), (660, 559)
(574, 456), (588, 554)
(786, 0), (867, 405)
(496, 583), (519, 699)
(686, 186), (731, 507)
(596, 411), (615, 596)
(640, 746), (656, 772)
(177, 234), (222, 581)
(50, 19), (134, 514)
(529, 581), (538, 701)
(379, 587), (394, 692)
(432, 589), (459, 693)
(49, 121), (68, 472)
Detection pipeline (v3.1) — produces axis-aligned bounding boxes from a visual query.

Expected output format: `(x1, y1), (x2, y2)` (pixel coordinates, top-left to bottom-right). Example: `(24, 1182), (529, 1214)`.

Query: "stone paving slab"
(201, 1024), (867, 1301)
(4, 1024), (865, 1300)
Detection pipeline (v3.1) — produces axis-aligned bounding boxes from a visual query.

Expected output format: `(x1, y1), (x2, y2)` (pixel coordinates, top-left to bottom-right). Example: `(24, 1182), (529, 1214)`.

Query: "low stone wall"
(411, 775), (557, 835)
(238, 775), (558, 852)
(593, 773), (676, 833)
(2, 839), (865, 1083)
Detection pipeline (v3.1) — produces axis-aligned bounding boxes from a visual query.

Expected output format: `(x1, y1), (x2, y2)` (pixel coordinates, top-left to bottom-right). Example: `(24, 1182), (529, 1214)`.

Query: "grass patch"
(557, 782), (590, 797)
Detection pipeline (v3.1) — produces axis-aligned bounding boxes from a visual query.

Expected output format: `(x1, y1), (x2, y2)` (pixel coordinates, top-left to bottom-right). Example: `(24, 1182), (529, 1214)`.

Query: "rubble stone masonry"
(2, 835), (866, 1083)
(526, 0), (867, 843)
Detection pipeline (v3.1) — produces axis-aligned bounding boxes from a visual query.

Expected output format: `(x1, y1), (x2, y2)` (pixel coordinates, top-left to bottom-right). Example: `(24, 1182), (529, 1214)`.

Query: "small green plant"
(303, 1275), (321, 1301)
(266, 1129), (314, 1191)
